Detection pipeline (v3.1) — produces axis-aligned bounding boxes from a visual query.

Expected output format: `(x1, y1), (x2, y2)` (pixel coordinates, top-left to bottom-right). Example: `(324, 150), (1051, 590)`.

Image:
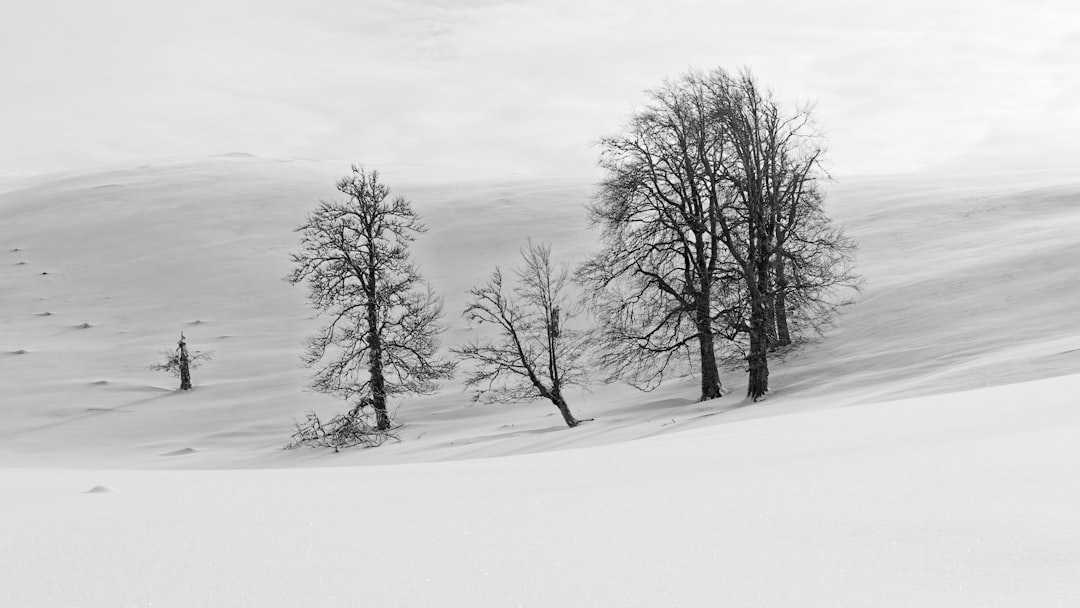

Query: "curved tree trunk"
(551, 392), (582, 428)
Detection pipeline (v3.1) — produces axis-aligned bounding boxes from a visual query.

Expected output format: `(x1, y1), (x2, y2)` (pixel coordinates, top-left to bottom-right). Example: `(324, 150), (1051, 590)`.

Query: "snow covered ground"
(2, 156), (1079, 606)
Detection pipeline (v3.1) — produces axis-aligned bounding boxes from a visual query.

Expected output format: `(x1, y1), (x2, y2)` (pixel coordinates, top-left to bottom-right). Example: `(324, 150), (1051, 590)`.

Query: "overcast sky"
(1, 0), (1077, 180)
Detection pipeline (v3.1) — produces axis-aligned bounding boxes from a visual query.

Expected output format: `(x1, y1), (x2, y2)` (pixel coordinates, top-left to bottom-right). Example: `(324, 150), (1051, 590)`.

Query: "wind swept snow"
(2, 156), (1079, 605)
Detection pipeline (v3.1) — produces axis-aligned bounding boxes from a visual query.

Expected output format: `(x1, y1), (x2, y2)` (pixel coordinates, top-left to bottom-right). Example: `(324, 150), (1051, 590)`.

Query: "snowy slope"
(2, 156), (1079, 605)
(3, 376), (1079, 607)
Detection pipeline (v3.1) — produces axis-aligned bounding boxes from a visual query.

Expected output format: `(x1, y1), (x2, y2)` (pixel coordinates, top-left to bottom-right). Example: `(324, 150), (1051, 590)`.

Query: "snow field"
(2, 156), (1079, 605)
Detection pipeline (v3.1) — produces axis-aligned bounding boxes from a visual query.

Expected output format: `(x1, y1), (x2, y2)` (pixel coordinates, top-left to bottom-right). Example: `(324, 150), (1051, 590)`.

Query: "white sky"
(1, 0), (1077, 179)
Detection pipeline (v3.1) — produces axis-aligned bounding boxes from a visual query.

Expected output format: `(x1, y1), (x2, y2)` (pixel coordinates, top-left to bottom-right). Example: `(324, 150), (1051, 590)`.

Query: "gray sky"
(1, 0), (1077, 179)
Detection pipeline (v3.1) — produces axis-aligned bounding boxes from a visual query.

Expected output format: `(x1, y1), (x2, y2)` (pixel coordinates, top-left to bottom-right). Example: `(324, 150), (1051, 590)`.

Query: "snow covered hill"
(2, 156), (1078, 606)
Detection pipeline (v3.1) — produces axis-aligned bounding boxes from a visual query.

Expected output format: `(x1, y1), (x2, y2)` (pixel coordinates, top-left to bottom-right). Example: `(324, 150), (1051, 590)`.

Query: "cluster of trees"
(579, 67), (857, 401)
(285, 67), (856, 448)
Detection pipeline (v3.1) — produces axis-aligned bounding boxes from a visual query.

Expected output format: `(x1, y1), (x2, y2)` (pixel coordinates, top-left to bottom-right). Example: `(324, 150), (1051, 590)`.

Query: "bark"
(696, 297), (724, 400)
(178, 336), (192, 390)
(367, 275), (390, 431)
(773, 253), (792, 347)
(764, 286), (779, 349)
(746, 308), (770, 400)
(551, 392), (581, 428)
(747, 200), (772, 401)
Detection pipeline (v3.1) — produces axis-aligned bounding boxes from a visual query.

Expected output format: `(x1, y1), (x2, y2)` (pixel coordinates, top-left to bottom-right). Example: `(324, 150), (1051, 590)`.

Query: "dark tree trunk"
(747, 311), (769, 401)
(178, 336), (192, 390)
(692, 282), (723, 400)
(367, 295), (389, 431)
(747, 206), (771, 401)
(773, 253), (792, 347)
(697, 318), (723, 402)
(747, 255), (771, 400)
(551, 392), (581, 428)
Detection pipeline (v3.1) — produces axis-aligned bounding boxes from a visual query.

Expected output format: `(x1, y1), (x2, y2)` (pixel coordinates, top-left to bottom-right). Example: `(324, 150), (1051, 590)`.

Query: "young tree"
(454, 242), (590, 427)
(150, 332), (210, 390)
(287, 165), (454, 431)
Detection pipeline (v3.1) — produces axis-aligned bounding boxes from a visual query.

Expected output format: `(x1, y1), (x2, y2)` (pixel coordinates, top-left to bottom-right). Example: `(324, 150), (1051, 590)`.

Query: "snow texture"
(2, 156), (1079, 606)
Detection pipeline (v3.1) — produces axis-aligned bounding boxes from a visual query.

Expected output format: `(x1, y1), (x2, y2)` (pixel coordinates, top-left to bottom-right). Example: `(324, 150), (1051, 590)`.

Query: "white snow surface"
(2, 156), (1079, 606)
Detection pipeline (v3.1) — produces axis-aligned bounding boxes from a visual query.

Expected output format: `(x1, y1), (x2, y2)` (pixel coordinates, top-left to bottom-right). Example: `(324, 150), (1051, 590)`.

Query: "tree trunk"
(747, 209), (771, 401)
(764, 285), (779, 349)
(551, 392), (581, 428)
(178, 336), (192, 390)
(695, 294), (723, 401)
(697, 327), (724, 401)
(773, 253), (792, 347)
(367, 299), (390, 431)
(747, 299), (770, 400)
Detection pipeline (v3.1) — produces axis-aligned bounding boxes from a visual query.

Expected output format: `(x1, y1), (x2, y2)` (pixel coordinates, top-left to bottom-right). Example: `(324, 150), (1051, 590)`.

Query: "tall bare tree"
(454, 242), (590, 427)
(582, 68), (856, 402)
(769, 182), (858, 349)
(704, 69), (855, 399)
(578, 75), (734, 401)
(287, 166), (454, 430)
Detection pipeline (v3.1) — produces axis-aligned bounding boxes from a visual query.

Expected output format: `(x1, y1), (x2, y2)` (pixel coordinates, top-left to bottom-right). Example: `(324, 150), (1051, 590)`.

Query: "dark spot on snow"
(90, 380), (109, 386)
(8, 349), (29, 355)
(41, 271), (48, 275)
(35, 311), (52, 316)
(15, 261), (26, 265)
(188, 319), (203, 325)
(161, 447), (198, 457)
(75, 322), (93, 329)
(85, 485), (114, 494)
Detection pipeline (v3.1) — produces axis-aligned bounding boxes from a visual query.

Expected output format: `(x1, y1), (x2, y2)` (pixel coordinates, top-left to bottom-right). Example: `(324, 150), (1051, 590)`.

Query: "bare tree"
(454, 242), (590, 427)
(287, 165), (454, 431)
(150, 332), (210, 390)
(581, 67), (856, 402)
(703, 68), (855, 399)
(769, 182), (859, 349)
(287, 401), (400, 452)
(577, 75), (734, 401)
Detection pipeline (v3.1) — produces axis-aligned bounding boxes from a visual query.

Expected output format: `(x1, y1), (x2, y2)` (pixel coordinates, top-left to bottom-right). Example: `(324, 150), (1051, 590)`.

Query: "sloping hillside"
(2, 157), (1080, 606)
(2, 156), (1079, 467)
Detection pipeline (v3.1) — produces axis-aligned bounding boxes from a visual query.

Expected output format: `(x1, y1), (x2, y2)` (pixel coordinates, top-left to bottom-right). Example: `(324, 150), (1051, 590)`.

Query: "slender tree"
(178, 334), (192, 390)
(769, 182), (858, 349)
(454, 242), (590, 427)
(150, 332), (210, 390)
(287, 165), (454, 431)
